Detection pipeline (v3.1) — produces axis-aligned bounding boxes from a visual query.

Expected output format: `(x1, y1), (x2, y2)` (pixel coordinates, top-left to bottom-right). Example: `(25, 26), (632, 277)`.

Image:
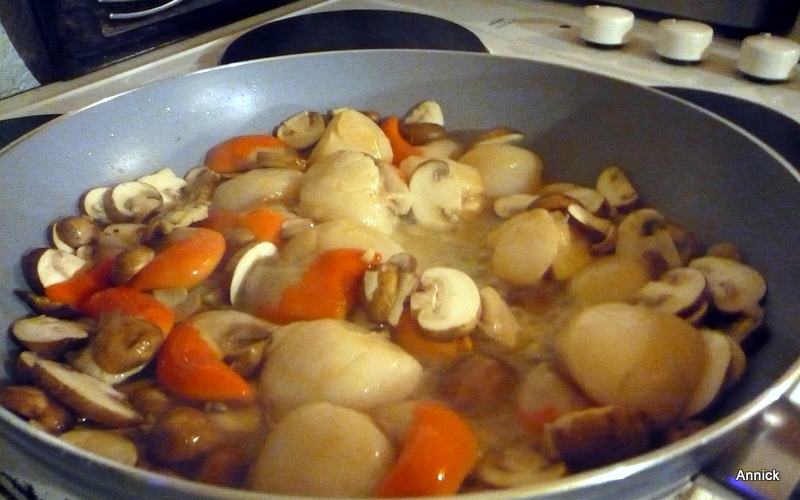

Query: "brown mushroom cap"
(30, 356), (142, 427)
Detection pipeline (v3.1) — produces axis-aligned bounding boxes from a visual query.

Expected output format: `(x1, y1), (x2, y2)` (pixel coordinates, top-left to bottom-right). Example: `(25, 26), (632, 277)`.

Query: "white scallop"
(259, 319), (422, 417)
(250, 402), (395, 497)
(297, 150), (399, 233)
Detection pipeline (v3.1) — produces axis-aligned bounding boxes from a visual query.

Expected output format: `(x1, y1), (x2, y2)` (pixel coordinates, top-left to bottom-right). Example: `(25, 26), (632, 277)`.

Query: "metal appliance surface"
(593, 0), (800, 34)
(1, 1), (799, 499)
(26, 0), (297, 78)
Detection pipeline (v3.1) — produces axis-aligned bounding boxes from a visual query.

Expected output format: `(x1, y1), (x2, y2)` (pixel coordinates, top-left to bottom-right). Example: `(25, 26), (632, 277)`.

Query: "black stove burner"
(656, 87), (800, 170)
(0, 115), (59, 151)
(219, 10), (488, 65)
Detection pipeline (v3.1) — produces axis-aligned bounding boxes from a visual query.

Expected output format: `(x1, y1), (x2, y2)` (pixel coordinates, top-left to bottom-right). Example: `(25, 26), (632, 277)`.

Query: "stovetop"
(1, 1), (799, 499)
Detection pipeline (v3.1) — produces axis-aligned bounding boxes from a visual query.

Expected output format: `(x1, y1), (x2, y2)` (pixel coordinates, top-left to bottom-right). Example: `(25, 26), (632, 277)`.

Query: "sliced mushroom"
(409, 266), (481, 340)
(439, 353), (519, 414)
(403, 100), (444, 126)
(529, 192), (578, 212)
(137, 168), (187, 205)
(543, 406), (654, 472)
(631, 267), (709, 319)
(377, 161), (413, 216)
(566, 203), (613, 244)
(254, 144), (307, 171)
(144, 200), (210, 238)
(0, 385), (74, 434)
(51, 216), (99, 253)
(549, 211), (594, 281)
(60, 428), (139, 466)
(362, 253), (419, 327)
(69, 348), (150, 386)
(476, 445), (565, 488)
(477, 286), (520, 348)
(229, 241), (279, 308)
(148, 406), (221, 464)
(112, 244), (155, 285)
(726, 306), (765, 346)
(81, 186), (111, 224)
(11, 315), (90, 358)
(666, 221), (702, 265)
(275, 110), (327, 150)
(493, 193), (538, 219)
(184, 166), (223, 203)
(151, 287), (202, 322)
(14, 290), (81, 318)
(563, 187), (608, 216)
(188, 309), (275, 358)
(103, 181), (164, 223)
(705, 242), (742, 262)
(595, 166), (640, 214)
(615, 208), (683, 275)
(30, 356), (142, 427)
(103, 223), (147, 246)
(723, 335), (747, 390)
(23, 247), (88, 293)
(408, 159), (463, 229)
(90, 314), (165, 374)
(470, 126), (524, 147)
(400, 122), (447, 148)
(688, 256), (767, 314)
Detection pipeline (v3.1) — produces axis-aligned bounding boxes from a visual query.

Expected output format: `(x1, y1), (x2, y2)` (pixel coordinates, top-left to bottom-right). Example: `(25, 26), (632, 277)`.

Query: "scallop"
(250, 402), (395, 497)
(296, 150), (399, 233)
(555, 302), (706, 425)
(259, 319), (423, 417)
(211, 168), (303, 211)
(308, 108), (392, 164)
(458, 143), (543, 197)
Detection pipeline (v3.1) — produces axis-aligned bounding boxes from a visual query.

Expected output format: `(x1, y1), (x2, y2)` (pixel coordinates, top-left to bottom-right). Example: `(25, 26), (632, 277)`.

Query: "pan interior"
(1, 49), (798, 497)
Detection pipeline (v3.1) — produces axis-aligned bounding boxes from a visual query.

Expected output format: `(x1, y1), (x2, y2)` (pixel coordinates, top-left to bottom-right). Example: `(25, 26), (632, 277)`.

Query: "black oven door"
(27, 0), (297, 80)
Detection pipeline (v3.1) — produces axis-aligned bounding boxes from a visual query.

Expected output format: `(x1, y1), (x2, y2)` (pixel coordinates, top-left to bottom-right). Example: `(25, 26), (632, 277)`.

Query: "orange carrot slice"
(375, 402), (478, 497)
(156, 322), (251, 401)
(380, 116), (423, 167)
(393, 310), (473, 362)
(201, 206), (286, 245)
(44, 258), (115, 309)
(204, 135), (288, 174)
(128, 227), (225, 292)
(254, 248), (376, 324)
(81, 286), (175, 335)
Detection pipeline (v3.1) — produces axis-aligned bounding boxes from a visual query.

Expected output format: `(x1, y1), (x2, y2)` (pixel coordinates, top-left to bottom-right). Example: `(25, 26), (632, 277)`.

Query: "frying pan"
(2, 50), (800, 500)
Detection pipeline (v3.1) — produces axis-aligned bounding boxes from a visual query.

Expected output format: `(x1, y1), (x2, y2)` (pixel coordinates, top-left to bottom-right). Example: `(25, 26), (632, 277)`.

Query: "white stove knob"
(737, 33), (800, 81)
(655, 19), (713, 63)
(581, 5), (635, 47)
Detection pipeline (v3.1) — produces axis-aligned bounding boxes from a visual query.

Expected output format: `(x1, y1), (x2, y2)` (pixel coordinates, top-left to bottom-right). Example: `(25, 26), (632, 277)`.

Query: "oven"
(26, 0), (297, 79)
(1, 1), (800, 499)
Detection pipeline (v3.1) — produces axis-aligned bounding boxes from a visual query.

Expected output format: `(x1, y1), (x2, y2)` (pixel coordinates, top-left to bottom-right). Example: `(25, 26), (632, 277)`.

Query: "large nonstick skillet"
(1, 50), (799, 500)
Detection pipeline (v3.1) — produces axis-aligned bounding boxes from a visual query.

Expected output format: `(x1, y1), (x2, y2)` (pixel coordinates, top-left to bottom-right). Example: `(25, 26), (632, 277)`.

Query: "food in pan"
(1, 101), (767, 497)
